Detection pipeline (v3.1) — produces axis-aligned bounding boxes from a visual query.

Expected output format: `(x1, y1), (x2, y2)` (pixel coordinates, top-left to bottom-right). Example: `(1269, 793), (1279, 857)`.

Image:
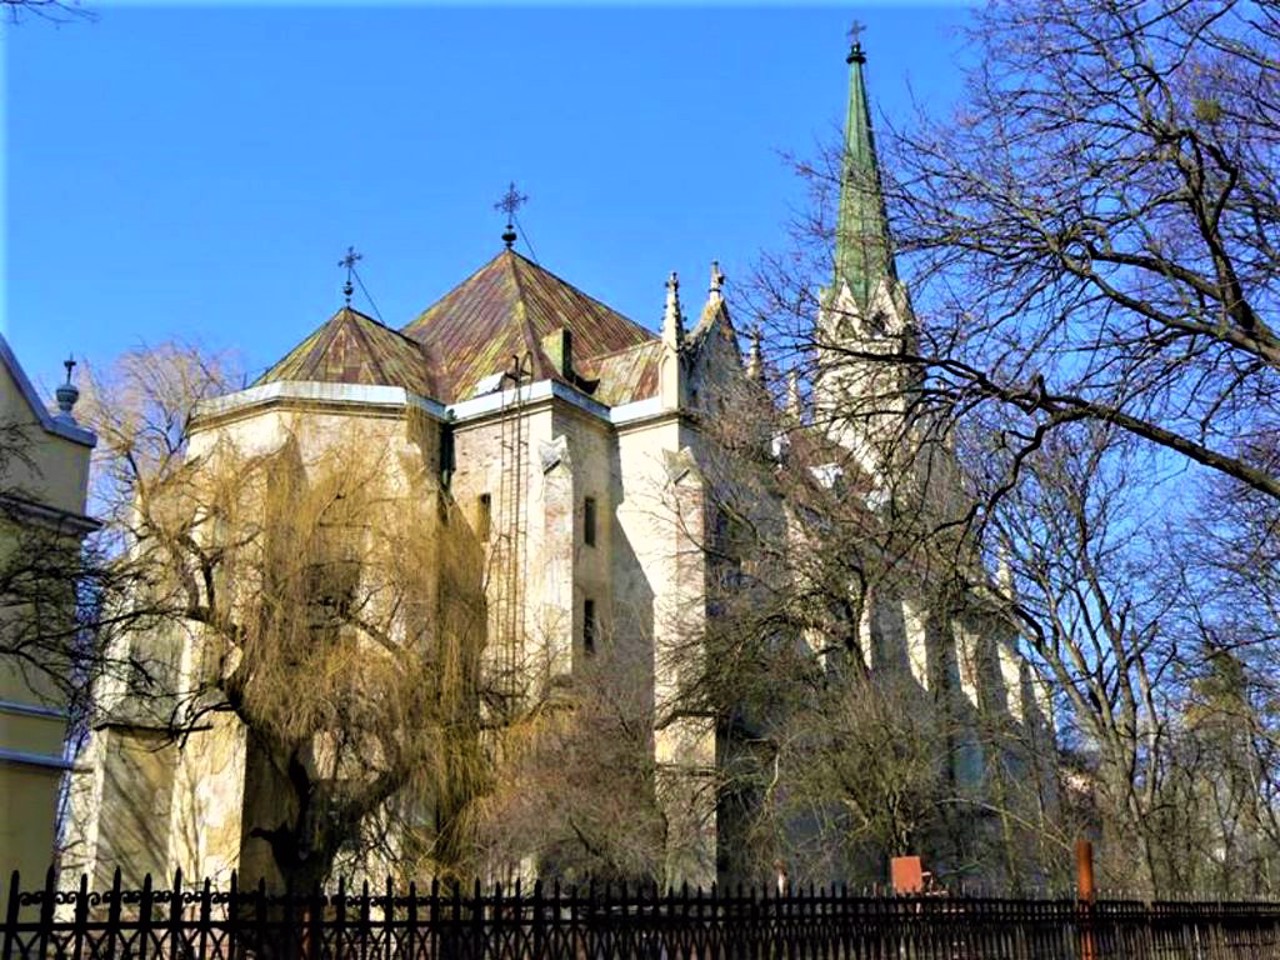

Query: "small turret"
(662, 271), (685, 350)
(745, 327), (765, 385)
(707, 261), (725, 310)
(54, 356), (81, 425)
(785, 369), (803, 421)
(659, 271), (686, 410)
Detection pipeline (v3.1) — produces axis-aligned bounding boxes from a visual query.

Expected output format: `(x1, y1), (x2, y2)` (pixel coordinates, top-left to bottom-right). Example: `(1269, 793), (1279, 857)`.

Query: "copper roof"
(580, 341), (663, 407)
(402, 249), (657, 403)
(256, 305), (438, 397)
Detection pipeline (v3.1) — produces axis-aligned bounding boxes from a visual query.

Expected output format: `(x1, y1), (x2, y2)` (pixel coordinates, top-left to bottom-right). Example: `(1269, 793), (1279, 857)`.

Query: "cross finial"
(55, 354), (80, 422)
(338, 246), (362, 305)
(663, 270), (685, 349)
(709, 260), (725, 297)
(847, 20), (867, 64)
(495, 182), (528, 249)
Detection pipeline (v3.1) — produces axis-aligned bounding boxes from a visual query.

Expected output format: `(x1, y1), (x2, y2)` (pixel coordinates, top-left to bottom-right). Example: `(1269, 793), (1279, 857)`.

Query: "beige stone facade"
(65, 36), (1055, 891)
(0, 337), (97, 885)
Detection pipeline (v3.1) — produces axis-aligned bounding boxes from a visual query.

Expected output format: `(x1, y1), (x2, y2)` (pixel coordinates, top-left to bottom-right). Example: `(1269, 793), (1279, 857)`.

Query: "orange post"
(890, 856), (925, 895)
(1076, 840), (1097, 960)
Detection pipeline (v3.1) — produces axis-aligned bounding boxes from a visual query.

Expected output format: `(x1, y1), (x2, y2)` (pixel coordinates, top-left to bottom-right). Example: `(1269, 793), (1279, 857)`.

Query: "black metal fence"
(5, 869), (1280, 960)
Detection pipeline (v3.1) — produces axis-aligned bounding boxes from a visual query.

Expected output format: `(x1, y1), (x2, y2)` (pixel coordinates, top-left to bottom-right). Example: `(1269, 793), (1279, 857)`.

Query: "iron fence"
(5, 869), (1280, 960)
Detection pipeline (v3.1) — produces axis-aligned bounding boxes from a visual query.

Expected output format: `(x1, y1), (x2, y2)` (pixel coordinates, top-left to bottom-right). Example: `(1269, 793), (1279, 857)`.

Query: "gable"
(402, 250), (657, 403)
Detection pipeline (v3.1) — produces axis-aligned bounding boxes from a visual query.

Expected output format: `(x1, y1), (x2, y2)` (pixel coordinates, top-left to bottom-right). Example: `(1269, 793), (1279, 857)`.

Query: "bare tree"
(648, 373), (1063, 890)
(763, 0), (1280, 509)
(79, 344), (487, 891)
(474, 650), (669, 887)
(2, 0), (94, 24)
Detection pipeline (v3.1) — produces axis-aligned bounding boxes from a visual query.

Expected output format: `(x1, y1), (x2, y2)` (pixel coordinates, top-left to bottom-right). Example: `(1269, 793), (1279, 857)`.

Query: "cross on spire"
(63, 355), (77, 385)
(847, 19), (867, 64)
(494, 182), (528, 249)
(338, 246), (362, 305)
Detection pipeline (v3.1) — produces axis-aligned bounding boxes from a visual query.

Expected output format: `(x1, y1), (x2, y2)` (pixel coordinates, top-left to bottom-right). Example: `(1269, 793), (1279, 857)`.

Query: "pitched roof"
(256, 305), (438, 397)
(580, 340), (663, 407)
(834, 41), (897, 313)
(401, 249), (657, 403)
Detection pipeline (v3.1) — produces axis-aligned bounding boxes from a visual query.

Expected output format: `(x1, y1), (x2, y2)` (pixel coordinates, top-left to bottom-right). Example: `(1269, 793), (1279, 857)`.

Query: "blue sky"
(6, 3), (971, 399)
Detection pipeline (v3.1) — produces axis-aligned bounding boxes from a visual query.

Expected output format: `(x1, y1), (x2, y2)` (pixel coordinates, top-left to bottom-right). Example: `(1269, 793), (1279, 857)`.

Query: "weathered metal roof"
(834, 39), (897, 312)
(256, 305), (438, 397)
(401, 249), (658, 403)
(580, 340), (662, 407)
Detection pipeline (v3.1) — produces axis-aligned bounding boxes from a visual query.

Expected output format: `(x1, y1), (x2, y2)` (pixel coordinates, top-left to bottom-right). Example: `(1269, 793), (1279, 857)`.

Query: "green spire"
(835, 27), (896, 312)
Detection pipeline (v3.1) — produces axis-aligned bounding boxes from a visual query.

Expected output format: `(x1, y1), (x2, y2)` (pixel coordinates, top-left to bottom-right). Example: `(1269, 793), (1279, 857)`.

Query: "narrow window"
(583, 496), (597, 547)
(583, 599), (597, 655)
(477, 494), (491, 541)
(439, 424), (455, 490)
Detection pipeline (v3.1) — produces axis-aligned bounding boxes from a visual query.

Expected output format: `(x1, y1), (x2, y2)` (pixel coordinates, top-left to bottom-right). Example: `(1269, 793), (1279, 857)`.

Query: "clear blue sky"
(6, 3), (971, 398)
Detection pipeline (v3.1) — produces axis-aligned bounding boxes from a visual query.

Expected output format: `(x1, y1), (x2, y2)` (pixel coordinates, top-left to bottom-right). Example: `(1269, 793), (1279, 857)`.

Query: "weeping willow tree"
(83, 346), (487, 890)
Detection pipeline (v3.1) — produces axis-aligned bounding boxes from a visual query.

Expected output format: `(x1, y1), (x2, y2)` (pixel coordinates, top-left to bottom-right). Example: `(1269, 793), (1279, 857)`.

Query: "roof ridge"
(341, 307), (395, 387)
(507, 249), (652, 339)
(340, 303), (432, 350)
(508, 253), (559, 383)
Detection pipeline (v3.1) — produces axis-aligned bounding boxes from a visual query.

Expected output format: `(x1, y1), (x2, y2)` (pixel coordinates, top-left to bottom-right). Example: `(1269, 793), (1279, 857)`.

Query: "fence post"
(2, 871), (20, 960)
(428, 878), (440, 960)
(168, 869), (184, 960)
(1077, 840), (1097, 960)
(531, 879), (543, 960)
(138, 873), (155, 960)
(470, 880), (483, 960)
(254, 877), (268, 960)
(33, 867), (55, 960)
(334, 876), (347, 960)
(197, 878), (212, 960)
(72, 873), (89, 960)
(227, 873), (240, 960)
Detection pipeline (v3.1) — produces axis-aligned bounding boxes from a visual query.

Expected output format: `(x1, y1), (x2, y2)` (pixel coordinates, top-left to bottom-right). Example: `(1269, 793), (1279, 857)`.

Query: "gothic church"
(66, 33), (1048, 891)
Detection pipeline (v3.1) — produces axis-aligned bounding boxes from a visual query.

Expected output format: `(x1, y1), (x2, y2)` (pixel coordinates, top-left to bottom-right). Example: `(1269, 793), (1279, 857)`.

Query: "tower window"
(583, 599), (597, 654)
(477, 494), (491, 541)
(583, 497), (597, 547)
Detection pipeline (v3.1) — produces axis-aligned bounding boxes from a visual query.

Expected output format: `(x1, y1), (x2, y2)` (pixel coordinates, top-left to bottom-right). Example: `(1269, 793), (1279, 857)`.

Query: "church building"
(65, 33), (1050, 892)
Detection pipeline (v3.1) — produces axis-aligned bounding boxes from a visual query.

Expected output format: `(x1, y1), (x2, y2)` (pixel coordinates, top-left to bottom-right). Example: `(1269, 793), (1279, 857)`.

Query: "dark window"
(477, 494), (491, 541)
(584, 496), (597, 547)
(439, 424), (455, 489)
(583, 599), (597, 654)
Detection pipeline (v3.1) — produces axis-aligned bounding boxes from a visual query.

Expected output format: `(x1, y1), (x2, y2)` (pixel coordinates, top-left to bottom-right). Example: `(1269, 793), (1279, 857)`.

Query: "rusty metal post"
(1076, 840), (1096, 901)
(1076, 840), (1097, 960)
(890, 856), (925, 895)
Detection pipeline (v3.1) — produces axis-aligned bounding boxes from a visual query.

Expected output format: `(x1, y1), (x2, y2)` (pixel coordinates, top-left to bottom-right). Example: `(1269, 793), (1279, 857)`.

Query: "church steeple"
(834, 26), (896, 312)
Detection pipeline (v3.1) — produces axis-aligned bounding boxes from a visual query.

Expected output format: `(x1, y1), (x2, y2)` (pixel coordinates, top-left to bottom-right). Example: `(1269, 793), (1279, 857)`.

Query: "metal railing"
(5, 869), (1280, 960)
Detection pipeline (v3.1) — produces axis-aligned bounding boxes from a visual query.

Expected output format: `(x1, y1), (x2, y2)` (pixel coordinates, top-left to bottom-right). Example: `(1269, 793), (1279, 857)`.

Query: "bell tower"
(812, 27), (917, 480)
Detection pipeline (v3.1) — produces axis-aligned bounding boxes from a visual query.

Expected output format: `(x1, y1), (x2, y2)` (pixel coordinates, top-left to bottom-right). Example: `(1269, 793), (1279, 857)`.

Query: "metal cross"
(494, 182), (528, 221)
(63, 356), (76, 385)
(495, 183), (528, 249)
(338, 246), (362, 304)
(846, 20), (867, 64)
